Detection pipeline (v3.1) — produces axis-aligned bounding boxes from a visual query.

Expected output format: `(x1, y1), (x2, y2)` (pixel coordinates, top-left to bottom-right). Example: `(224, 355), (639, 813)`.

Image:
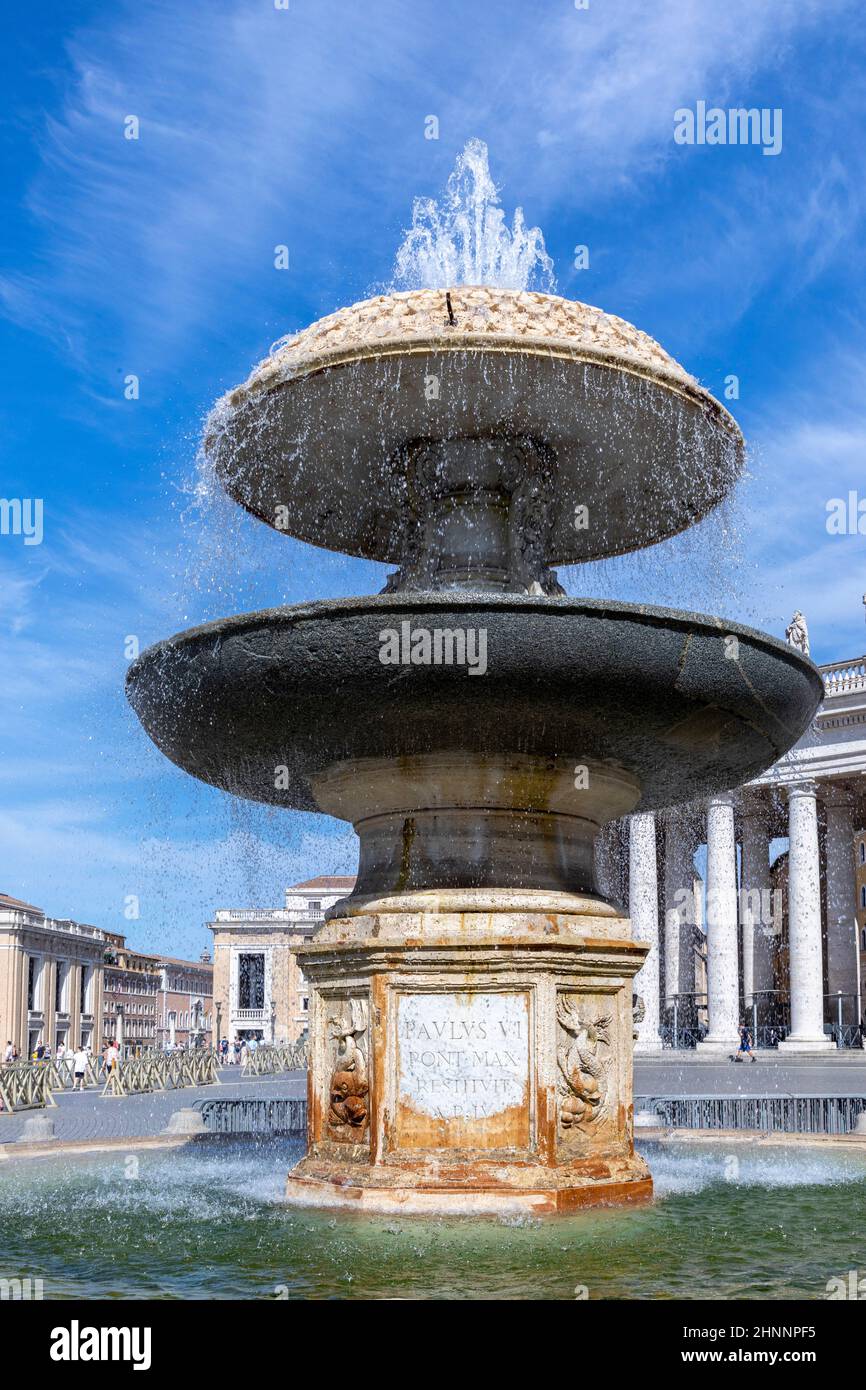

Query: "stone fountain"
(127, 159), (823, 1216)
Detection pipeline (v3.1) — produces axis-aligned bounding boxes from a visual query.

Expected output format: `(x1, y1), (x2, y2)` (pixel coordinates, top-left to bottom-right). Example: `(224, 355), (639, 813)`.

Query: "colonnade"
(602, 779), (864, 1051)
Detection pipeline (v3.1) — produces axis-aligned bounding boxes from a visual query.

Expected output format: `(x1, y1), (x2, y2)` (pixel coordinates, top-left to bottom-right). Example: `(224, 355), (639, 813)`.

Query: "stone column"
(779, 782), (834, 1052)
(697, 793), (741, 1052)
(740, 795), (774, 1019)
(663, 813), (695, 1009)
(823, 786), (859, 1028)
(630, 811), (662, 1052)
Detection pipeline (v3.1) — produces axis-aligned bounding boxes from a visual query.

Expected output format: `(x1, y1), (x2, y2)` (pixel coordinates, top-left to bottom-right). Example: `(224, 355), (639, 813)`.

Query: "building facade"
(209, 877), (354, 1045)
(614, 633), (866, 1051)
(101, 932), (163, 1052)
(1, 894), (214, 1057)
(155, 952), (214, 1048)
(0, 893), (104, 1057)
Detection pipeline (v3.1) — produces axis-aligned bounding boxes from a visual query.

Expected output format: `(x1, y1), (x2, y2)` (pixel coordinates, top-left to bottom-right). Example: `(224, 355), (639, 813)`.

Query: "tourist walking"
(72, 1044), (88, 1092)
(737, 1024), (757, 1063)
(3, 1040), (13, 1063)
(102, 1040), (119, 1077)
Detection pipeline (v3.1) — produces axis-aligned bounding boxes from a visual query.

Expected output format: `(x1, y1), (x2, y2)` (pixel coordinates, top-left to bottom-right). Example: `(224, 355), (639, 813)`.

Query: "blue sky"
(2, 0), (865, 958)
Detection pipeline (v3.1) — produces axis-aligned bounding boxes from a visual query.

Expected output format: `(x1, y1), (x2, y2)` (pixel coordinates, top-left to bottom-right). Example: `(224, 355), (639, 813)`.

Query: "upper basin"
(205, 288), (743, 568)
(127, 594), (822, 817)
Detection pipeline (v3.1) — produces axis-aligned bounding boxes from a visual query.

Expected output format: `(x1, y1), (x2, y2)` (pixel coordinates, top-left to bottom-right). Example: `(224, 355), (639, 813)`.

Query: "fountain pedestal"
(128, 274), (824, 1219)
(285, 893), (651, 1216)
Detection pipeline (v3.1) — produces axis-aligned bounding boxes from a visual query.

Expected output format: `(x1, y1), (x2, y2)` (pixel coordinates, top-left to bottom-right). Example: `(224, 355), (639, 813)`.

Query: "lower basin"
(2, 1138), (863, 1299)
(127, 594), (822, 901)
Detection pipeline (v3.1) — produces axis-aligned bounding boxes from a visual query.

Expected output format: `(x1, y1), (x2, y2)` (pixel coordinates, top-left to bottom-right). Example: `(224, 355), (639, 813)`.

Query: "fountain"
(127, 144), (823, 1215)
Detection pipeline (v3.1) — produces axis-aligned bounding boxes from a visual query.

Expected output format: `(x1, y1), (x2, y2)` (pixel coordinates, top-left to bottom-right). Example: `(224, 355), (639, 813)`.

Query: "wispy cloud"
(4, 0), (859, 376)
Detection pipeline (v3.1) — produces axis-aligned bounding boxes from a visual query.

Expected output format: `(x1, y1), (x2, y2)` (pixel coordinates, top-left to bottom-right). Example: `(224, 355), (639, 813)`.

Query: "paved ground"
(0, 1067), (305, 1146)
(635, 1052), (866, 1098)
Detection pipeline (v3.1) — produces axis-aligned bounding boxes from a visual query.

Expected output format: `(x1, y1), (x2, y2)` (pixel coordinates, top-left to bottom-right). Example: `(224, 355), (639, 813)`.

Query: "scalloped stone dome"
(209, 288), (700, 418)
(205, 287), (743, 569)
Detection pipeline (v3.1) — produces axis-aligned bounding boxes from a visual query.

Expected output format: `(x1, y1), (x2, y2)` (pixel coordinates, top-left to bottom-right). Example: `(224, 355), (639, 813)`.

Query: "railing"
(197, 1097), (307, 1135)
(637, 1094), (866, 1135)
(103, 1049), (221, 1097)
(48, 1056), (101, 1090)
(820, 656), (866, 696)
(241, 1042), (307, 1075)
(0, 1063), (56, 1113)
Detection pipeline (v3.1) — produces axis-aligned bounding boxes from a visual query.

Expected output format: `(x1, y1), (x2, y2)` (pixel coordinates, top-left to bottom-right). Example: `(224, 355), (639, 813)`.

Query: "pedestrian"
(3, 1040), (13, 1064)
(737, 1024), (757, 1063)
(72, 1044), (88, 1092)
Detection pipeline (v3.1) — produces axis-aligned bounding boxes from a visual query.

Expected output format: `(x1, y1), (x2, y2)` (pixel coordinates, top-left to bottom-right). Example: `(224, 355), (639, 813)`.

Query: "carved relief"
(326, 999), (370, 1143)
(556, 996), (611, 1132)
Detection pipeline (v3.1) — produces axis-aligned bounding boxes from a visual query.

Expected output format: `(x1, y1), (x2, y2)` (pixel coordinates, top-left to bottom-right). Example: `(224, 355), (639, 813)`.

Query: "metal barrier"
(0, 1063), (56, 1113)
(197, 1097), (307, 1135)
(240, 1042), (307, 1076)
(48, 1057), (101, 1090)
(637, 1094), (866, 1135)
(103, 1049), (221, 1097)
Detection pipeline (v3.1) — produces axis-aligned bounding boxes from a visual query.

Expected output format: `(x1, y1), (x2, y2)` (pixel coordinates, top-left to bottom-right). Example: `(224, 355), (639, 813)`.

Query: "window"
(861, 885), (866, 910)
(860, 841), (865, 865)
(27, 957), (37, 1010)
(302, 997), (309, 1011)
(238, 953), (265, 1010)
(55, 963), (66, 1013)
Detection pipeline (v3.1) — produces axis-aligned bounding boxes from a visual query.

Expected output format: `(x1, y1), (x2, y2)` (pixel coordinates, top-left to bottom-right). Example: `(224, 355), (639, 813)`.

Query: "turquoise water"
(1, 1140), (864, 1300)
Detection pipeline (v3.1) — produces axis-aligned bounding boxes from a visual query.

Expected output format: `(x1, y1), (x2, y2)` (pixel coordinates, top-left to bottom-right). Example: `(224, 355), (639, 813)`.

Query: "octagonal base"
(286, 895), (652, 1217)
(285, 1155), (653, 1217)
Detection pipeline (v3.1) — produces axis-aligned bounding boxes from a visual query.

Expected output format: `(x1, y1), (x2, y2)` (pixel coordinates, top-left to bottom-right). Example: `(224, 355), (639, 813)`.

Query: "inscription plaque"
(395, 991), (531, 1149)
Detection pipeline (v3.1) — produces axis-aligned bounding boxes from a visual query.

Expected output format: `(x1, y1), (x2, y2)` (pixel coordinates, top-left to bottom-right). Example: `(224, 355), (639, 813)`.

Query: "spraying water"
(392, 137), (555, 293)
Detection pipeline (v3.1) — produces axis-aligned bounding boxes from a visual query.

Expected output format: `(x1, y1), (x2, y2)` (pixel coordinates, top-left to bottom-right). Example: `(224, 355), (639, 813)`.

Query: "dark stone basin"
(126, 594), (823, 817)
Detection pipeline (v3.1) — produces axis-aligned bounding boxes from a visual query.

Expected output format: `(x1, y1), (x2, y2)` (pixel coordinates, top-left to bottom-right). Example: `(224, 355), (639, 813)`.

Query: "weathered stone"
(284, 894), (652, 1215)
